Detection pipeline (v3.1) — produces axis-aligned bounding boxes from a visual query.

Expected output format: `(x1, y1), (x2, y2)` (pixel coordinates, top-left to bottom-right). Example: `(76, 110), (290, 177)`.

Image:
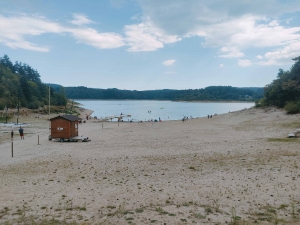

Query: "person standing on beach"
(11, 130), (14, 141)
(19, 127), (24, 140)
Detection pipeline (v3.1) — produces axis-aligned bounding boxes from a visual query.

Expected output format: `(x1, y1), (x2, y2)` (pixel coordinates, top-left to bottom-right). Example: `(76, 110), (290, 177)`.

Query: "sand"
(0, 107), (300, 224)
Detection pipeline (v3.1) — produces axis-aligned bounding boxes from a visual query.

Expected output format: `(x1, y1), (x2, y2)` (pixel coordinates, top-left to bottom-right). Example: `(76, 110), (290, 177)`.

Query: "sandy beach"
(0, 107), (300, 224)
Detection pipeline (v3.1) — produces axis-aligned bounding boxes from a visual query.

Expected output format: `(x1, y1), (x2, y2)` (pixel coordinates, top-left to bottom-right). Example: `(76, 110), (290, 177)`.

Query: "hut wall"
(51, 118), (71, 138)
(70, 121), (78, 137)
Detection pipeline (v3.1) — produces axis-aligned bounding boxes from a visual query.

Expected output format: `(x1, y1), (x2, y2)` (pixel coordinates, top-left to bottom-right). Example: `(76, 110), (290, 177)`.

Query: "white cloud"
(1, 0), (300, 59)
(0, 15), (62, 52)
(124, 23), (164, 52)
(0, 14), (125, 51)
(70, 14), (94, 26)
(258, 41), (300, 65)
(163, 59), (175, 66)
(219, 46), (244, 58)
(138, 0), (300, 36)
(219, 64), (224, 68)
(70, 28), (124, 49)
(137, 0), (300, 62)
(238, 59), (252, 67)
(256, 55), (263, 59)
(124, 21), (181, 52)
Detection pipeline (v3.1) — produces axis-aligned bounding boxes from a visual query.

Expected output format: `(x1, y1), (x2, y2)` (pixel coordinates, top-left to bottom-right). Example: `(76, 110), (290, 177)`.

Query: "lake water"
(75, 100), (254, 121)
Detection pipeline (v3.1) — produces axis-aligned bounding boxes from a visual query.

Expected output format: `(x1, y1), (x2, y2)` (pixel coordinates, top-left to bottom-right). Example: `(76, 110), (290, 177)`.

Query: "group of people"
(182, 116), (188, 122)
(10, 127), (24, 140)
(207, 115), (213, 119)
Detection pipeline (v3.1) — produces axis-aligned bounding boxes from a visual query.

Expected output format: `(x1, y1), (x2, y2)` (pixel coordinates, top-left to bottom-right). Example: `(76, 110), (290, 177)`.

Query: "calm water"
(75, 100), (254, 121)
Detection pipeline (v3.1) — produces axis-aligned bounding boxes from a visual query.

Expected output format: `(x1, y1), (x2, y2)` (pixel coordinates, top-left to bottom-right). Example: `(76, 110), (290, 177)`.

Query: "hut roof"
(50, 115), (80, 122)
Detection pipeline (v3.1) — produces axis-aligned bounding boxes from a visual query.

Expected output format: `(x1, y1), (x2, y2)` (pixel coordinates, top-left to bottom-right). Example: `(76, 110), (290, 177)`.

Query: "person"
(11, 130), (14, 141)
(207, 115), (209, 119)
(19, 126), (24, 140)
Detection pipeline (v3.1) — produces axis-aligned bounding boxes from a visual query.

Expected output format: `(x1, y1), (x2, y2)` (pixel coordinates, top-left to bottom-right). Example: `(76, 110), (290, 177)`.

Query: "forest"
(64, 86), (263, 101)
(0, 54), (67, 110)
(259, 56), (300, 113)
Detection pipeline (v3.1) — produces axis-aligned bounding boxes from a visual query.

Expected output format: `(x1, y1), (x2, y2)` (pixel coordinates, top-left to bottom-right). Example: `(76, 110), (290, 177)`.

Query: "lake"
(75, 100), (254, 121)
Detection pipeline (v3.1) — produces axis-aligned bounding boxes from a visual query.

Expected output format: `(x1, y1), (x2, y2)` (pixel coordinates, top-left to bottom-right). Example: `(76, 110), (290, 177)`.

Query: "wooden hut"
(49, 115), (80, 141)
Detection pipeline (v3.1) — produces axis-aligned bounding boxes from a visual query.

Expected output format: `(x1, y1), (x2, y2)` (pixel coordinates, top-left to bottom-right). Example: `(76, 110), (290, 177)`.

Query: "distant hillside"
(64, 86), (263, 101)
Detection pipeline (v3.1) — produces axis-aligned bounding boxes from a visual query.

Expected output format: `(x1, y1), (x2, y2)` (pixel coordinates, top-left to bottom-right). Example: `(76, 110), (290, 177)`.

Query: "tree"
(0, 55), (14, 72)
(261, 56), (300, 111)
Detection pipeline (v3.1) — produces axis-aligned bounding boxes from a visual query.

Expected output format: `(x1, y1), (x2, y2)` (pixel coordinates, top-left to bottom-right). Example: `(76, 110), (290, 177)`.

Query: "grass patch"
(155, 207), (169, 215)
(267, 138), (298, 142)
(278, 122), (300, 128)
(135, 208), (143, 213)
(194, 213), (205, 219)
(205, 207), (213, 214)
(125, 217), (134, 220)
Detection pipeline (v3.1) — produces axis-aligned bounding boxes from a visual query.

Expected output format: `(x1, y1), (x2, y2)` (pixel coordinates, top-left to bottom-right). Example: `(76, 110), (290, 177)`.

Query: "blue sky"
(1, 0), (300, 90)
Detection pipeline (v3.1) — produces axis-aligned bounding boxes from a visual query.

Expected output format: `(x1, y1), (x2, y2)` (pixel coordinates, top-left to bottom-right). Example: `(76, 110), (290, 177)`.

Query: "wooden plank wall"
(51, 118), (71, 138)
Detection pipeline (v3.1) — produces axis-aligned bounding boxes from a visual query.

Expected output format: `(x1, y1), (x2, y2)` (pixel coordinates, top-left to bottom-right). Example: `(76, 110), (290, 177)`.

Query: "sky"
(0, 0), (300, 90)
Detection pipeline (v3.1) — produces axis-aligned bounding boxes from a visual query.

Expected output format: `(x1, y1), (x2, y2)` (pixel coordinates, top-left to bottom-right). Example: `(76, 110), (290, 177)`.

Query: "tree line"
(259, 57), (300, 113)
(0, 54), (67, 110)
(64, 86), (263, 101)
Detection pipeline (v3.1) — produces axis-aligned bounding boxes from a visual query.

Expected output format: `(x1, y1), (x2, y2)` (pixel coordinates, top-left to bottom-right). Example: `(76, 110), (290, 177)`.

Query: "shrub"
(0, 100), (5, 110)
(284, 101), (300, 114)
(255, 100), (261, 107)
(28, 100), (40, 109)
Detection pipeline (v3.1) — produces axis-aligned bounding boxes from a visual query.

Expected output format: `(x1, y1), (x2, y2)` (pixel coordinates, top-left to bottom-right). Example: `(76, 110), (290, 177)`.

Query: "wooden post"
(102, 123), (103, 129)
(11, 141), (13, 157)
(38, 135), (40, 145)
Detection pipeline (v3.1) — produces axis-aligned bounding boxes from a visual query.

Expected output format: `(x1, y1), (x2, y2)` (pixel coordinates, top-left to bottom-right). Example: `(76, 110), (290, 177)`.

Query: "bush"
(28, 100), (40, 109)
(284, 101), (300, 114)
(0, 100), (5, 110)
(255, 99), (261, 107)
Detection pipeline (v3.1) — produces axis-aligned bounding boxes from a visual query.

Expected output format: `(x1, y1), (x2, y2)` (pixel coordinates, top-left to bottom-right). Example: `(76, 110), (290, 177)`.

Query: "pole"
(49, 85), (50, 116)
(11, 141), (13, 157)
(38, 135), (40, 145)
(5, 107), (8, 124)
(16, 104), (19, 125)
(102, 123), (103, 129)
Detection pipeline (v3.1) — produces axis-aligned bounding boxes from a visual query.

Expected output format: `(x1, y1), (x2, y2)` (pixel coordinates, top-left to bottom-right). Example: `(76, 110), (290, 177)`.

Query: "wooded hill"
(260, 56), (300, 113)
(64, 86), (263, 101)
(0, 54), (67, 110)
